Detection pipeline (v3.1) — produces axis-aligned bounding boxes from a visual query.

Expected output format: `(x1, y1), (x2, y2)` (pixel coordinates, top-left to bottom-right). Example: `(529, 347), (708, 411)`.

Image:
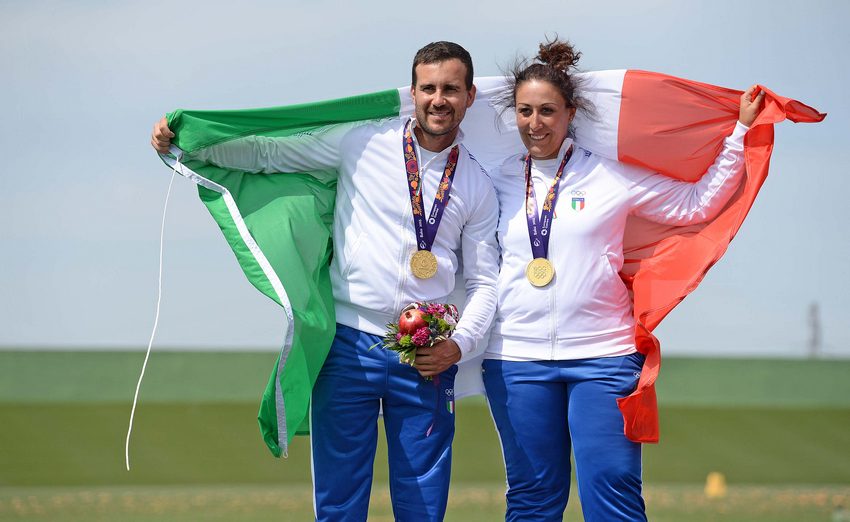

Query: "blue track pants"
(482, 354), (647, 522)
(311, 324), (457, 522)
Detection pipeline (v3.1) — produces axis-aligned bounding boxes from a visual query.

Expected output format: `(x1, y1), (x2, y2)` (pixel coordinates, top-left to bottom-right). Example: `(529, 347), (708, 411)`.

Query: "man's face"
(410, 58), (476, 146)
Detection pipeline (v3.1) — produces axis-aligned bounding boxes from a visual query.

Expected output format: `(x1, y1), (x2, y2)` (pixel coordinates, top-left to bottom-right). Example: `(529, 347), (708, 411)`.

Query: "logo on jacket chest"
(570, 190), (586, 212)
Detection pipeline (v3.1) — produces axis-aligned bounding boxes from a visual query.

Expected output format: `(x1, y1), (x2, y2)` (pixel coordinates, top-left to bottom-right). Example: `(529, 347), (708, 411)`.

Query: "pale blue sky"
(1, 0), (847, 357)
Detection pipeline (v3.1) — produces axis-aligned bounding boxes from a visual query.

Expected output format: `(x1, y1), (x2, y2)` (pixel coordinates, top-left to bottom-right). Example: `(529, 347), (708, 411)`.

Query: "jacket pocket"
(600, 252), (631, 309)
(341, 231), (365, 280)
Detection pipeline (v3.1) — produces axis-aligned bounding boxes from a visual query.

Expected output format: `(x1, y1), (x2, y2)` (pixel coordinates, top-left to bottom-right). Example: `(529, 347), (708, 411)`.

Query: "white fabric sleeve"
(187, 122), (359, 174)
(628, 121), (749, 225)
(451, 181), (500, 363)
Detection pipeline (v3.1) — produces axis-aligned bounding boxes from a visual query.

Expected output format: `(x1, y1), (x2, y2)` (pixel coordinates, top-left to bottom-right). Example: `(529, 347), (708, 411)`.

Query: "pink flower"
(396, 332), (403, 341)
(411, 327), (431, 346)
(426, 304), (446, 316)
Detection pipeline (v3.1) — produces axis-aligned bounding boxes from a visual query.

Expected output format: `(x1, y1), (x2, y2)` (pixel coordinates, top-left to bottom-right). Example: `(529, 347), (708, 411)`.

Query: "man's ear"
(466, 84), (477, 108)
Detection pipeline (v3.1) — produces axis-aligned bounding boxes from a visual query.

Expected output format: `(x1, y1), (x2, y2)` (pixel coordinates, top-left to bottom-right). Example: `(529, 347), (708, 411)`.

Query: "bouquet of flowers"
(380, 302), (459, 366)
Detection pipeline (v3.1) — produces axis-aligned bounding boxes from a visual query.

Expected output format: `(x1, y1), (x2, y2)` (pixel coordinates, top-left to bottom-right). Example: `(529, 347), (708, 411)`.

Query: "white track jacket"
(487, 122), (749, 361)
(192, 117), (500, 361)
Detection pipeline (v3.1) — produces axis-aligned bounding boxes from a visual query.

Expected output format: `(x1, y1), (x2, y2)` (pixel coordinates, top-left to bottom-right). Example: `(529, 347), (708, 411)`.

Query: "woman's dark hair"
(508, 37), (592, 114)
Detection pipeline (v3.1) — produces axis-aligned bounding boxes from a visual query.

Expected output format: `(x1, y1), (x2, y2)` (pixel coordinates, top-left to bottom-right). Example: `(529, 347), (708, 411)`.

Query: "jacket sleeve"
(451, 174), (500, 363)
(187, 122), (361, 174)
(627, 121), (748, 225)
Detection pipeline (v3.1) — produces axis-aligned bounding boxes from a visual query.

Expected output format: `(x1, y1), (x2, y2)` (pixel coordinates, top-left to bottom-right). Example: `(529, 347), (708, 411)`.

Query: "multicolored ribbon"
(403, 120), (459, 252)
(524, 145), (573, 260)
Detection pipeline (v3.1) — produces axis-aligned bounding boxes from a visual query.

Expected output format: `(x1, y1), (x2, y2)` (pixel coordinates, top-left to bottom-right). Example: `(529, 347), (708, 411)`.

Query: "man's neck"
(414, 126), (458, 153)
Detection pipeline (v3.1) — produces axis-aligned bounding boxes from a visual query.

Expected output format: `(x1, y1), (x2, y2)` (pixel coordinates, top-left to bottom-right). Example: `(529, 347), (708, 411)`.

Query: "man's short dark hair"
(412, 41), (474, 90)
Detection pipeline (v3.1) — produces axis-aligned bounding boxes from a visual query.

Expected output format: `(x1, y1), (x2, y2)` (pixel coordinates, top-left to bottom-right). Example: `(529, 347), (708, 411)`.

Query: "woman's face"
(515, 80), (576, 160)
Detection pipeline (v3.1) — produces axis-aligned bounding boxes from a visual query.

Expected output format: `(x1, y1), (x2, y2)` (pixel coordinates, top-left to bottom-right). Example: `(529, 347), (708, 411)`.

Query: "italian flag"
(159, 71), (823, 457)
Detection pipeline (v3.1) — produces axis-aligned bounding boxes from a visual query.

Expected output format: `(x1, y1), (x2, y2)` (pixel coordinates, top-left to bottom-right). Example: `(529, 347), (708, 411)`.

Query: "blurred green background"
(2, 351), (848, 521)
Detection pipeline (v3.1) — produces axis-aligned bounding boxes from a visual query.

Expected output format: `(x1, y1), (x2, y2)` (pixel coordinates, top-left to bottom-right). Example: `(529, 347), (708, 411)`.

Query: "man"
(151, 41), (499, 521)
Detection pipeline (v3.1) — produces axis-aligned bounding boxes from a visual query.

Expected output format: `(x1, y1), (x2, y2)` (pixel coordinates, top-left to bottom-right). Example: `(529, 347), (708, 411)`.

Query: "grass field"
(3, 484), (849, 521)
(1, 351), (849, 520)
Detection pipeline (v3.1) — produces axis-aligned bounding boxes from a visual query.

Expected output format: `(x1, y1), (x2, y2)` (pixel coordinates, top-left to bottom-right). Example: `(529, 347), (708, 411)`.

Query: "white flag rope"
(125, 150), (181, 471)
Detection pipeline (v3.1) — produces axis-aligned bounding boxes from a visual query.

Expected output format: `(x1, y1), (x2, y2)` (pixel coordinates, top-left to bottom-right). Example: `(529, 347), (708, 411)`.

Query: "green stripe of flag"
(163, 89), (402, 457)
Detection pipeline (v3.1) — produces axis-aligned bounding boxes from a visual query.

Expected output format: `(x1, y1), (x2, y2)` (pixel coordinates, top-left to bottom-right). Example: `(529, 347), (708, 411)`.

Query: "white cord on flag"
(125, 164), (178, 471)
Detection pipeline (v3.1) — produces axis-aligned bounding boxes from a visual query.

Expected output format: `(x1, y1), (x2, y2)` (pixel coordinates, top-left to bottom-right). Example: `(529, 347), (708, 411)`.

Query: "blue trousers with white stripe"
(311, 324), (457, 522)
(482, 354), (647, 522)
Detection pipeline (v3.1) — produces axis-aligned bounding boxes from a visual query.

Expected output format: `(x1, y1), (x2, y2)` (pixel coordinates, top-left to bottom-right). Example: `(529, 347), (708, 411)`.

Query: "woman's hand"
(739, 85), (766, 127)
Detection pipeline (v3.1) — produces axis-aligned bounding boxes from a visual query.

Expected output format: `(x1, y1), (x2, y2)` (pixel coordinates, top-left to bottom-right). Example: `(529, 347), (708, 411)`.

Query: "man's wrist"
(451, 333), (471, 362)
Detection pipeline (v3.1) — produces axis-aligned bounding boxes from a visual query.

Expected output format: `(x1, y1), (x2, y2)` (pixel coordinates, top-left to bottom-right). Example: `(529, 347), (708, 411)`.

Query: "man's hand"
(151, 116), (175, 154)
(414, 338), (461, 378)
(739, 85), (766, 127)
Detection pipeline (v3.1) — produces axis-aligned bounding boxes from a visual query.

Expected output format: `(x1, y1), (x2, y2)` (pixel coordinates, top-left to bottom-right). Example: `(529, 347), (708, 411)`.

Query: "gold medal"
(410, 250), (438, 279)
(526, 258), (554, 287)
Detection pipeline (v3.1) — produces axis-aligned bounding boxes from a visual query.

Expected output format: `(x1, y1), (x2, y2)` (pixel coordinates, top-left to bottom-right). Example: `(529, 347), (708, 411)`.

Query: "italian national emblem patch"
(571, 197), (585, 211)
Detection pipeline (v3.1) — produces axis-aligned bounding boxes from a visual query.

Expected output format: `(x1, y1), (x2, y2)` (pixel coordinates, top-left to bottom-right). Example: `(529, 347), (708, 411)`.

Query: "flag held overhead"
(157, 71), (823, 455)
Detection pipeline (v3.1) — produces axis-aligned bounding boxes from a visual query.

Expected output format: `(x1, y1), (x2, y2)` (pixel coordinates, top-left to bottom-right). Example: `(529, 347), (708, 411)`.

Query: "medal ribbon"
(403, 120), (459, 252)
(525, 145), (573, 259)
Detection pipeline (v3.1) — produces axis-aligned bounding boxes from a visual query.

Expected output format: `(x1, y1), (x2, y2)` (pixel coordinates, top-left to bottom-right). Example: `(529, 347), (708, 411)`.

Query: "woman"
(483, 39), (764, 521)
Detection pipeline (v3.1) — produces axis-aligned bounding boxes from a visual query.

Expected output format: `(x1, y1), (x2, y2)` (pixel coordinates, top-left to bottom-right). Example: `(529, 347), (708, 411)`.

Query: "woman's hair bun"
(537, 38), (581, 71)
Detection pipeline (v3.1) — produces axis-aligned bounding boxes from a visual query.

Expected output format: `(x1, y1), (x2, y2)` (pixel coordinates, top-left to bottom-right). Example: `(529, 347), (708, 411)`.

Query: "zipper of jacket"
(395, 168), (411, 315)
(394, 137), (428, 314)
(549, 283), (557, 359)
(394, 213), (408, 315)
